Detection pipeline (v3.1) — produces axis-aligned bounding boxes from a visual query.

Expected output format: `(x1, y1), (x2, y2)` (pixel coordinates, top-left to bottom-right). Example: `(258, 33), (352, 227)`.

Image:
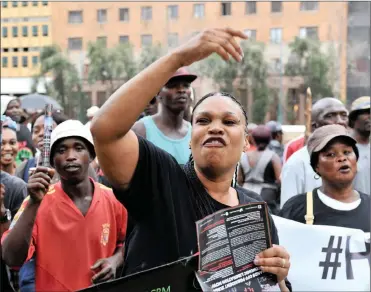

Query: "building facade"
(1, 0), (52, 95)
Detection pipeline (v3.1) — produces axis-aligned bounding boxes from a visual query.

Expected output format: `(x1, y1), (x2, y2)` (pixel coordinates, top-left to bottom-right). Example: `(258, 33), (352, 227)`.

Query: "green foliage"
(33, 45), (85, 118)
(285, 37), (334, 99)
(194, 41), (270, 123)
(137, 43), (164, 71)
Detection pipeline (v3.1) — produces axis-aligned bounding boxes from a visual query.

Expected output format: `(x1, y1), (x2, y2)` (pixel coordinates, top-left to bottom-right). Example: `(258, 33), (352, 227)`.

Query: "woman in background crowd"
(238, 125), (282, 214)
(280, 125), (370, 233)
(1, 117), (19, 176)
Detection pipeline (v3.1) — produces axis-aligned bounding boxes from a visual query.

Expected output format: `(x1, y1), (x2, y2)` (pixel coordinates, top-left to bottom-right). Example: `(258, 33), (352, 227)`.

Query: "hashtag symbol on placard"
(319, 236), (343, 279)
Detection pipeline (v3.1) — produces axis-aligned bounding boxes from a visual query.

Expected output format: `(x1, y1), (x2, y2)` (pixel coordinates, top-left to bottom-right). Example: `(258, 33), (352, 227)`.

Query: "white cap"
(86, 106), (100, 118)
(50, 120), (95, 166)
(1, 95), (16, 115)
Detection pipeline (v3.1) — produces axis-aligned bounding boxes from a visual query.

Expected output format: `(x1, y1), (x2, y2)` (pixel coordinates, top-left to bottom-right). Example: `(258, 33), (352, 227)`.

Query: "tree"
(87, 40), (137, 96)
(193, 41), (270, 123)
(137, 44), (164, 71)
(32, 45), (85, 118)
(285, 37), (334, 100)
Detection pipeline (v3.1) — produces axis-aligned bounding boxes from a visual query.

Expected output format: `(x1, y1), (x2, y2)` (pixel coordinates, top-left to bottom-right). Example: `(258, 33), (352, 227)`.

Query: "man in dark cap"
(132, 67), (197, 165)
(349, 96), (370, 194)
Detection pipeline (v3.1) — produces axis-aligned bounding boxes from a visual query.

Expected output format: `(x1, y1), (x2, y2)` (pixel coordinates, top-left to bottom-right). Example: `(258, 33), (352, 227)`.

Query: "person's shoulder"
(359, 192), (371, 203)
(132, 119), (147, 138)
(236, 186), (262, 203)
(1, 171), (27, 188)
(285, 146), (308, 165)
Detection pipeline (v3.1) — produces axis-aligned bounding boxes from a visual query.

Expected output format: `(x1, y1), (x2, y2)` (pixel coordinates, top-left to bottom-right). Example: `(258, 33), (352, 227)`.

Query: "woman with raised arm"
(91, 28), (291, 291)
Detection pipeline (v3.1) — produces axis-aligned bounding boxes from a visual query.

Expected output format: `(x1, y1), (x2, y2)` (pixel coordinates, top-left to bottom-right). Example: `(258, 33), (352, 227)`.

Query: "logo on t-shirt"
(100, 223), (110, 246)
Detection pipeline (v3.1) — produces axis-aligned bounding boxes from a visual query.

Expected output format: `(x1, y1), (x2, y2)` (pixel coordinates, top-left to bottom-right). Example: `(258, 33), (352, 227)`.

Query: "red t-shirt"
(3, 179), (127, 291)
(283, 135), (305, 163)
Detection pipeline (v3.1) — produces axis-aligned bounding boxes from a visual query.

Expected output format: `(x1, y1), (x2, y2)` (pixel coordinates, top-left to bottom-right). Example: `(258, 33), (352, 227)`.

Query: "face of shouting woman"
(191, 94), (248, 178)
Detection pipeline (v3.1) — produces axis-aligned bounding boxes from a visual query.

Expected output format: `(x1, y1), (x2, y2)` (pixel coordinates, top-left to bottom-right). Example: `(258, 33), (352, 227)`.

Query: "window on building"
(22, 56), (28, 67)
(270, 28), (282, 43)
(32, 1), (38, 6)
(23, 47), (29, 52)
(141, 6), (152, 21)
(2, 1), (8, 8)
(221, 2), (232, 16)
(246, 1), (257, 14)
(68, 11), (83, 24)
(300, 1), (318, 11)
(167, 5), (178, 20)
(271, 1), (282, 13)
(12, 56), (18, 67)
(97, 36), (107, 47)
(2, 27), (8, 38)
(299, 26), (318, 39)
(349, 2), (369, 14)
(2, 57), (8, 68)
(42, 1), (48, 6)
(193, 4), (205, 18)
(3, 48), (9, 52)
(119, 35), (129, 43)
(22, 26), (28, 37)
(141, 34), (152, 47)
(42, 25), (48, 36)
(68, 37), (83, 50)
(244, 29), (256, 40)
(32, 55), (38, 66)
(12, 26), (18, 37)
(12, 1), (17, 7)
(119, 8), (129, 21)
(97, 9), (107, 23)
(32, 25), (38, 36)
(168, 33), (178, 48)
(22, 1), (28, 7)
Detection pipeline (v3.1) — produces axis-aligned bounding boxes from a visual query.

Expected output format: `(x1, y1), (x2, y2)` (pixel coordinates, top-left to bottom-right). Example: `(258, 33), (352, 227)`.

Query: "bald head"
(311, 97), (348, 130)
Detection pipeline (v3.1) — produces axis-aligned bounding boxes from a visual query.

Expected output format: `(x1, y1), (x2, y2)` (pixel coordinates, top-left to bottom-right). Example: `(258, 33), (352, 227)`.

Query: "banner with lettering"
(272, 215), (370, 291)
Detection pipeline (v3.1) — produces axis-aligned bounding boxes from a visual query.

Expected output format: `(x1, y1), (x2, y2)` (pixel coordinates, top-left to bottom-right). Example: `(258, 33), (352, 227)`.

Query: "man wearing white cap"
(85, 106), (100, 129)
(2, 120), (127, 291)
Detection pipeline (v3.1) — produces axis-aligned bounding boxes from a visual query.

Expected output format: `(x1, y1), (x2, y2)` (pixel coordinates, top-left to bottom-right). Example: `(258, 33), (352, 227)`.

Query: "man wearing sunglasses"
(132, 68), (197, 165)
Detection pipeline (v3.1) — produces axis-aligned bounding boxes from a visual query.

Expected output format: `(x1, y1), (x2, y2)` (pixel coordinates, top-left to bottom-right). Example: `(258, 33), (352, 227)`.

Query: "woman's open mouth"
(338, 165), (351, 173)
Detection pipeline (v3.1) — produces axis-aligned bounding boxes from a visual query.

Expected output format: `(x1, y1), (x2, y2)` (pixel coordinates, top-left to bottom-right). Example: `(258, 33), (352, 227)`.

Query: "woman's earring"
(314, 173), (320, 180)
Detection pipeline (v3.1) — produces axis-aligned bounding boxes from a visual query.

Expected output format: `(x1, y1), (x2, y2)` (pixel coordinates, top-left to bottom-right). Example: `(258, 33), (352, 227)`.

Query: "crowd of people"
(0, 28), (370, 292)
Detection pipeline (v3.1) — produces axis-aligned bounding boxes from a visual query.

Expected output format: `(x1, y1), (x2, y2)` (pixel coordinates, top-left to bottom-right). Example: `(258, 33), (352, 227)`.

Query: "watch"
(0, 209), (11, 223)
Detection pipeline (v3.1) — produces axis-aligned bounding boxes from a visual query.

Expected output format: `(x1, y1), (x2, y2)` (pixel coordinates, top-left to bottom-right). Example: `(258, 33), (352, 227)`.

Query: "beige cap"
(307, 124), (357, 157)
(50, 120), (95, 166)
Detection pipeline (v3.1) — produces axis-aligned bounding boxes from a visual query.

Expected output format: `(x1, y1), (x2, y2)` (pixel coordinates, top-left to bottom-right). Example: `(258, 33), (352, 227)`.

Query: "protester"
(85, 106), (100, 129)
(280, 97), (349, 207)
(2, 97), (35, 164)
(246, 123), (257, 151)
(91, 28), (291, 291)
(16, 112), (98, 183)
(238, 125), (282, 214)
(1, 116), (19, 175)
(280, 125), (370, 232)
(266, 121), (284, 162)
(349, 96), (370, 195)
(2, 120), (127, 291)
(282, 134), (304, 163)
(131, 67), (197, 165)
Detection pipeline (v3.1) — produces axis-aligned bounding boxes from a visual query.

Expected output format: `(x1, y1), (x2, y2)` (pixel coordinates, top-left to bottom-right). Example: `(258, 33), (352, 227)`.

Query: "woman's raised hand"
(173, 28), (248, 67)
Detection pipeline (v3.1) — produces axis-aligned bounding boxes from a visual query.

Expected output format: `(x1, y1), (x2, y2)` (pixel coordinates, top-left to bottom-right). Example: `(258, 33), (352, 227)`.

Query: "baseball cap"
(307, 124), (357, 157)
(86, 106), (100, 118)
(266, 121), (282, 133)
(50, 120), (95, 167)
(349, 96), (370, 121)
(166, 68), (197, 85)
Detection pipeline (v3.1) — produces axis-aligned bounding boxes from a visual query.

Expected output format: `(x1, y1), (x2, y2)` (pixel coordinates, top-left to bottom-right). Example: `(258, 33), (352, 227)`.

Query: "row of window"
(68, 1), (318, 24)
(1, 47), (42, 53)
(1, 16), (50, 23)
(67, 26), (318, 51)
(1, 55), (39, 68)
(2, 25), (49, 37)
(2, 1), (48, 8)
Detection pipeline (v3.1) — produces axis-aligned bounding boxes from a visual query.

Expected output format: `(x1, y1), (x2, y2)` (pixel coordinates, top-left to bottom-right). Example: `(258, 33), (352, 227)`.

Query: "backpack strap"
(304, 191), (314, 225)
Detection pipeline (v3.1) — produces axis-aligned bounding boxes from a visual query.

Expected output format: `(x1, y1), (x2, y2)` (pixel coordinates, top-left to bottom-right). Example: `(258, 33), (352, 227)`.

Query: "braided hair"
(187, 92), (248, 187)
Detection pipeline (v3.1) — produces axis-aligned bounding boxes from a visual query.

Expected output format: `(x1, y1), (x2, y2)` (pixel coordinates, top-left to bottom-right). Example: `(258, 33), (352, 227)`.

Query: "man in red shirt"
(2, 120), (127, 291)
(282, 135), (305, 163)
